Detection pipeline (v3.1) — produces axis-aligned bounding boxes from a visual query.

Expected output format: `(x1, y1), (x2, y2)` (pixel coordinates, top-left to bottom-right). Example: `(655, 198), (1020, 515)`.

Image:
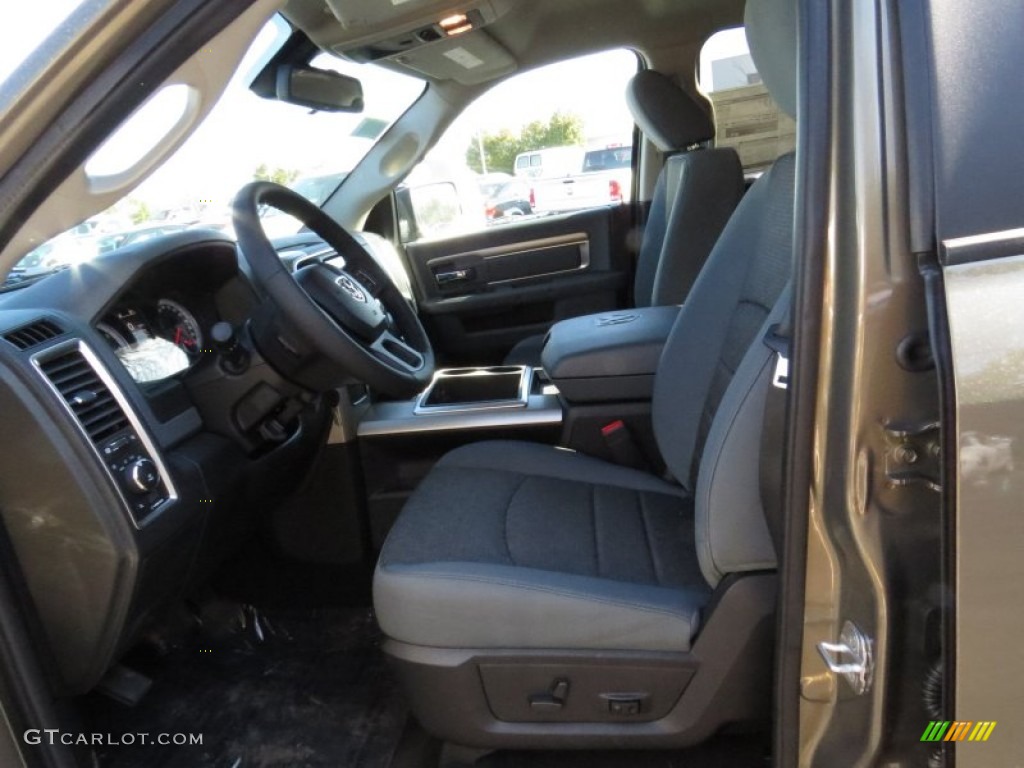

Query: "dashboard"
(0, 228), (332, 694)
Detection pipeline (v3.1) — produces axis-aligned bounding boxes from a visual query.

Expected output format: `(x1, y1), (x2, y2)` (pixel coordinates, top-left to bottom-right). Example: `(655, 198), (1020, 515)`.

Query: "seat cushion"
(374, 442), (712, 653)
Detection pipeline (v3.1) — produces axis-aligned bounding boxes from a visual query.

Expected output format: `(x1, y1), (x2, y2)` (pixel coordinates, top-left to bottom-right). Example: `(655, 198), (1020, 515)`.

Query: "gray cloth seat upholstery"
(376, 441), (710, 653)
(375, 5), (798, 742)
(376, 152), (795, 655)
(503, 71), (744, 366)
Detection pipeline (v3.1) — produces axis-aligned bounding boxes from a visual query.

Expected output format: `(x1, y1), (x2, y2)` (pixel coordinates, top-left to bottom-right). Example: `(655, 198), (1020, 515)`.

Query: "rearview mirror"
(275, 65), (364, 113)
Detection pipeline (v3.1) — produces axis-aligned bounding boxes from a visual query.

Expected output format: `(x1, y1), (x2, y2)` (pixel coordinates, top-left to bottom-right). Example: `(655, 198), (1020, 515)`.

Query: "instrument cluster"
(96, 297), (209, 383)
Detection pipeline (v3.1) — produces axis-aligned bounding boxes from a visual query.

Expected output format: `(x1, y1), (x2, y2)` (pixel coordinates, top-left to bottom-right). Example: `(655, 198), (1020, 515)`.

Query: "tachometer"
(95, 321), (131, 351)
(155, 298), (203, 357)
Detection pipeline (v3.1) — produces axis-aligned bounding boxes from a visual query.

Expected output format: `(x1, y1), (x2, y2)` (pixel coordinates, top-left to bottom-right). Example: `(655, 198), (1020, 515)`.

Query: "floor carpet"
(473, 734), (771, 768)
(81, 604), (406, 768)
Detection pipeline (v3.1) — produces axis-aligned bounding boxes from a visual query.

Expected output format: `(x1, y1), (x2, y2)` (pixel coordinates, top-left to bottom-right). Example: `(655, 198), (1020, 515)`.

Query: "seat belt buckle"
(763, 324), (790, 390)
(600, 420), (651, 471)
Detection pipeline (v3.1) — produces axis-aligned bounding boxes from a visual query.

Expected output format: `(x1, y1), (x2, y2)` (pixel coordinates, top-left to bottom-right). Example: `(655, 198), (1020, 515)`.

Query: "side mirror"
(275, 65), (364, 113)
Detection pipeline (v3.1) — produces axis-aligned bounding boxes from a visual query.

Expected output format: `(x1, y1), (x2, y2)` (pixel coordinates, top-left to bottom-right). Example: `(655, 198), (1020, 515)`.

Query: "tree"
(128, 198), (150, 225)
(253, 164), (301, 186)
(466, 112), (585, 174)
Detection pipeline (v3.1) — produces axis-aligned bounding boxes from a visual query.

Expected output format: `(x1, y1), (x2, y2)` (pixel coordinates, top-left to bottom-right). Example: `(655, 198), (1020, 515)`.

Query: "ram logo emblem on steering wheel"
(336, 274), (367, 303)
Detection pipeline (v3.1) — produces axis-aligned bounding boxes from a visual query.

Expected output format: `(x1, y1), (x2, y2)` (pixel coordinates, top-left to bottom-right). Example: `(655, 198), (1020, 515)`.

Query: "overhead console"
(289, 1), (516, 85)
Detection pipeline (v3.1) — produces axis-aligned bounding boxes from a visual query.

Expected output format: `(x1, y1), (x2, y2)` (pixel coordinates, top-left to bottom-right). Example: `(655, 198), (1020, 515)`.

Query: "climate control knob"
(125, 458), (159, 494)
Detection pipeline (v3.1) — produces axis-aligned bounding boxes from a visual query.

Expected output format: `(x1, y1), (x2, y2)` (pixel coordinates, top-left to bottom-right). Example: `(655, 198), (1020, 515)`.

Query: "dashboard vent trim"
(38, 348), (129, 444)
(3, 318), (63, 350)
(31, 339), (177, 529)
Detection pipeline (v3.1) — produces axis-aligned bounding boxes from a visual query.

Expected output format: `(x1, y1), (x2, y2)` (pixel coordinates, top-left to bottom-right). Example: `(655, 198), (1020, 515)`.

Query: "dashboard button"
(124, 458), (159, 494)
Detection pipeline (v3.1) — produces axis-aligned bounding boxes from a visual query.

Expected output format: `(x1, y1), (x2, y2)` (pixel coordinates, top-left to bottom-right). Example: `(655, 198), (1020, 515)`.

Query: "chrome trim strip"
(31, 339), (178, 529)
(413, 366), (532, 415)
(438, 232), (588, 261)
(358, 394), (563, 437)
(428, 232), (590, 286)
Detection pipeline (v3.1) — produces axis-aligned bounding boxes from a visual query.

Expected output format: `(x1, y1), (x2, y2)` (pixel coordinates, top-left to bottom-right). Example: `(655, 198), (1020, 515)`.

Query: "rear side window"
(583, 147), (631, 172)
(699, 27), (795, 174)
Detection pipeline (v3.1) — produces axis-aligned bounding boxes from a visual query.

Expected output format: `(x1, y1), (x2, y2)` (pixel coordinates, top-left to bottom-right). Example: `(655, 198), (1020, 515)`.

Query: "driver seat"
(374, 0), (797, 749)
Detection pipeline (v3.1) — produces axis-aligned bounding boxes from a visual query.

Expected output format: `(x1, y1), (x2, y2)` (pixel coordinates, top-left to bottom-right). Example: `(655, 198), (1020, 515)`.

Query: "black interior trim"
(774, 0), (830, 764)
(0, 0), (258, 254)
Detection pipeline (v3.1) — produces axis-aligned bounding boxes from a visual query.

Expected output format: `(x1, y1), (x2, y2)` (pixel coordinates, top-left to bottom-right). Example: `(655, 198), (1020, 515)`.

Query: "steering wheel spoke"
(233, 181), (434, 397)
(371, 329), (426, 374)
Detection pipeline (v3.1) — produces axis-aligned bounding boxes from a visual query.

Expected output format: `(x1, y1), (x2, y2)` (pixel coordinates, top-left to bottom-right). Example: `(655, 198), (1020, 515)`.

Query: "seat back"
(651, 0), (798, 586)
(627, 71), (744, 307)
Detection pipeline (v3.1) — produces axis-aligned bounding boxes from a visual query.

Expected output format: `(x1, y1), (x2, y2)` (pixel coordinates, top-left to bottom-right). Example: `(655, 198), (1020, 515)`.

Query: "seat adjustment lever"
(529, 678), (570, 712)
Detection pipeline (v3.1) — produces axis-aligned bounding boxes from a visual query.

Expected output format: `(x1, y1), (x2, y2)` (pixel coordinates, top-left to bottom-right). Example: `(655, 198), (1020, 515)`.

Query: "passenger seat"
(504, 70), (745, 366)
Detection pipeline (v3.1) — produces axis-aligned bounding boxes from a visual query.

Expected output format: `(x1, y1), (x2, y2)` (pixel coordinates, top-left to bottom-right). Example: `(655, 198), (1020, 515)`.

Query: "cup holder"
(416, 366), (531, 413)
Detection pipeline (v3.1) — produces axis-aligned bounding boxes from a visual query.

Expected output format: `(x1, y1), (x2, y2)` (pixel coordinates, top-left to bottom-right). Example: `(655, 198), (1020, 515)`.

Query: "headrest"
(626, 70), (715, 153)
(745, 0), (798, 118)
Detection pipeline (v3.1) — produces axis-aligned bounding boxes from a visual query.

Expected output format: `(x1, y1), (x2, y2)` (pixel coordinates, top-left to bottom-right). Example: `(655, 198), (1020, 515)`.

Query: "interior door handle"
(435, 268), (474, 285)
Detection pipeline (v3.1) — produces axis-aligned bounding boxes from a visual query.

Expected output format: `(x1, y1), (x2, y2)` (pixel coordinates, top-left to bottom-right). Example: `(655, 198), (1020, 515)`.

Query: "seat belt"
(759, 318), (791, 555)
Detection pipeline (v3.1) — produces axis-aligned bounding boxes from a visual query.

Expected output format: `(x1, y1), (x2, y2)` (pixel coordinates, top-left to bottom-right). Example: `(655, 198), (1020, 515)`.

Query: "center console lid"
(541, 306), (679, 402)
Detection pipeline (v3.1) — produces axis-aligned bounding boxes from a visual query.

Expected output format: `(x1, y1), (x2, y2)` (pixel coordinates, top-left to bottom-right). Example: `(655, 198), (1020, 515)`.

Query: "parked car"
(484, 178), (533, 220)
(530, 145), (632, 214)
(4, 233), (97, 284)
(476, 171), (513, 200)
(96, 223), (189, 253)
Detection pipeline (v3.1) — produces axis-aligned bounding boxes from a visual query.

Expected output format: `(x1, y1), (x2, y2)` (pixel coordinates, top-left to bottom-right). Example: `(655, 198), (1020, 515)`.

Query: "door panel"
(405, 206), (631, 364)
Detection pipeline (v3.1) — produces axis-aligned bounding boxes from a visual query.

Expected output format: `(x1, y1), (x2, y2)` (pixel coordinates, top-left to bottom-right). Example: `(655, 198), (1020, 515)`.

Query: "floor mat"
(472, 733), (771, 768)
(82, 605), (406, 768)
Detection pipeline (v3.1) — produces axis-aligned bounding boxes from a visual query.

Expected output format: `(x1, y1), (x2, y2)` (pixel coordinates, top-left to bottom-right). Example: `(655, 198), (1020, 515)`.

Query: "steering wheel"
(232, 181), (434, 397)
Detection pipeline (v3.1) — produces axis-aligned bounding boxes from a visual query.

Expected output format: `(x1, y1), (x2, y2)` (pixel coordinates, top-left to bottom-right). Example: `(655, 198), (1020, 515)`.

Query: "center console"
(359, 365), (561, 437)
(357, 307), (680, 546)
(537, 305), (679, 469)
(540, 306), (679, 403)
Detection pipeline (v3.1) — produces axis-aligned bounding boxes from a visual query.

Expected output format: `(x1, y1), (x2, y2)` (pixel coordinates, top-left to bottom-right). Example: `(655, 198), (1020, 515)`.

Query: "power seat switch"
(601, 693), (647, 717)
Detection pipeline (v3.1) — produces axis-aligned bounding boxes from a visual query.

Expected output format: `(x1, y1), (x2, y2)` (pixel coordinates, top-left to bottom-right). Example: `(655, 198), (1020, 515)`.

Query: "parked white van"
(513, 146), (585, 179)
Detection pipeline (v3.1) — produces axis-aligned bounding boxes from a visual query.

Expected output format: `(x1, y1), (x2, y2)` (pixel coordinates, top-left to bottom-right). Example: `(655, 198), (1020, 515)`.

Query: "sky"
(0, 5), (749, 219)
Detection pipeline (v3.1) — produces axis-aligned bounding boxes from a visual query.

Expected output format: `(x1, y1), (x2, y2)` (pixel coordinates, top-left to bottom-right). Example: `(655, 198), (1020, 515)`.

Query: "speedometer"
(155, 299), (203, 357)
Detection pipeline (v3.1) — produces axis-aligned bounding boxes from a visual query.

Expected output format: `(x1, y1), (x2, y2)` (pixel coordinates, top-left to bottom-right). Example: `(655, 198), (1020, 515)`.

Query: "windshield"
(2, 16), (424, 288)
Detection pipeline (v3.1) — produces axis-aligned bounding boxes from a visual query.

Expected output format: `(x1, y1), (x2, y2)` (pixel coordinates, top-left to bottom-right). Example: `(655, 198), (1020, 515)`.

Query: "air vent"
(39, 348), (129, 444)
(4, 319), (63, 350)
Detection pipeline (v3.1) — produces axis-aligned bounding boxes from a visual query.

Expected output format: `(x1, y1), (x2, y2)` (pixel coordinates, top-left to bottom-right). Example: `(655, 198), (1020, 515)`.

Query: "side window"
(699, 27), (796, 175)
(398, 182), (463, 242)
(398, 48), (639, 244)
